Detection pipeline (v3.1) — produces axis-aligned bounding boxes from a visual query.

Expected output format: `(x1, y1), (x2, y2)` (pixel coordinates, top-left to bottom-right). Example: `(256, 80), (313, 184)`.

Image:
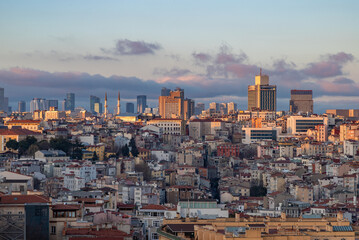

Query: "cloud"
(332, 77), (355, 84)
(327, 52), (354, 63)
(103, 39), (162, 55)
(192, 52), (211, 63)
(153, 67), (191, 77)
(302, 52), (354, 78)
(82, 55), (119, 61)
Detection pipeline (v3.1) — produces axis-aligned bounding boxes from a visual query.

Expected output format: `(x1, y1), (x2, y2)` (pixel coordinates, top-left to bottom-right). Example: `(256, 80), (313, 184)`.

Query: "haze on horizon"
(0, 0), (358, 113)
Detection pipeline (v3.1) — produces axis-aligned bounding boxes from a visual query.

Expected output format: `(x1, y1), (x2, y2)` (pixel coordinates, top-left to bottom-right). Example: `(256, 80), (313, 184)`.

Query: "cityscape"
(0, 1), (359, 240)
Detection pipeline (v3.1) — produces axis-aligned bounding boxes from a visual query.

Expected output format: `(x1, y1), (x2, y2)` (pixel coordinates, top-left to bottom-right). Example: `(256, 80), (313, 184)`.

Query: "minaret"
(104, 92), (108, 118)
(117, 91), (121, 115)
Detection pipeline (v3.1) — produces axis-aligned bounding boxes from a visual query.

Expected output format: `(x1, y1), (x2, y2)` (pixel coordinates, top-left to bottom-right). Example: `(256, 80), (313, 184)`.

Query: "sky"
(0, 0), (358, 113)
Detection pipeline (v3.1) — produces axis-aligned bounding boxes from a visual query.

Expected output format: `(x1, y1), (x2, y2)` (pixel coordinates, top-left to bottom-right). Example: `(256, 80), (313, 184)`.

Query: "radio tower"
(104, 92), (108, 118)
(117, 92), (121, 115)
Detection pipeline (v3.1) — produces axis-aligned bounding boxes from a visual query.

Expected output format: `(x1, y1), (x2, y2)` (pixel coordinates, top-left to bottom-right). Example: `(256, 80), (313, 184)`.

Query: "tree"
(135, 161), (151, 181)
(18, 136), (38, 156)
(129, 137), (139, 157)
(6, 139), (19, 151)
(92, 151), (98, 161)
(50, 137), (72, 154)
(72, 147), (83, 160)
(121, 144), (129, 157)
(37, 140), (50, 150)
(250, 186), (267, 197)
(27, 144), (39, 157)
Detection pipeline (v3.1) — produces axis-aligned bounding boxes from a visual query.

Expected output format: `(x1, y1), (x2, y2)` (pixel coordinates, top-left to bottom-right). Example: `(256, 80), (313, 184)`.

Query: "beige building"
(147, 118), (186, 135)
(248, 72), (276, 112)
(289, 89), (313, 113)
(189, 119), (225, 140)
(158, 212), (355, 240)
(0, 128), (42, 152)
(159, 88), (193, 120)
(4, 119), (41, 132)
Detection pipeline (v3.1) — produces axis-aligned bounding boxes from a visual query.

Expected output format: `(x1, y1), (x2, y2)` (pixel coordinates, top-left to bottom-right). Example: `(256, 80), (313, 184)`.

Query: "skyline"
(0, 1), (358, 112)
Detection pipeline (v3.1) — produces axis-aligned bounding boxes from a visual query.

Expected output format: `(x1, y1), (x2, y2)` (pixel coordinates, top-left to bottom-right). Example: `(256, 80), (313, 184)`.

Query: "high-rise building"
(0, 88), (4, 111)
(3, 97), (9, 113)
(161, 87), (171, 96)
(219, 103), (228, 115)
(159, 88), (184, 119)
(90, 95), (102, 114)
(248, 70), (276, 111)
(30, 98), (48, 112)
(61, 100), (66, 111)
(137, 95), (147, 113)
(65, 93), (75, 111)
(126, 103), (134, 113)
(227, 102), (237, 114)
(289, 90), (313, 113)
(209, 102), (219, 112)
(184, 98), (195, 120)
(18, 101), (26, 112)
(194, 103), (205, 115)
(47, 100), (58, 110)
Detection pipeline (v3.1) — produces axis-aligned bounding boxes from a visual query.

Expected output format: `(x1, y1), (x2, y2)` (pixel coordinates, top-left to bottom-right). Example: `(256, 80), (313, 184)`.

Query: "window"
(151, 233), (159, 240)
(153, 221), (160, 227)
(51, 226), (56, 235)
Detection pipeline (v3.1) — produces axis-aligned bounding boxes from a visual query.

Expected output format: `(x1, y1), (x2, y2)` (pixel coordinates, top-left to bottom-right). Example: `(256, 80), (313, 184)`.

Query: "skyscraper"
(159, 88), (184, 119)
(3, 97), (9, 113)
(194, 102), (205, 115)
(126, 102), (134, 113)
(227, 102), (237, 114)
(0, 88), (4, 111)
(47, 100), (58, 110)
(90, 95), (102, 114)
(161, 87), (171, 96)
(248, 70), (276, 111)
(18, 101), (26, 112)
(30, 98), (48, 112)
(65, 93), (75, 111)
(289, 90), (313, 113)
(137, 95), (147, 113)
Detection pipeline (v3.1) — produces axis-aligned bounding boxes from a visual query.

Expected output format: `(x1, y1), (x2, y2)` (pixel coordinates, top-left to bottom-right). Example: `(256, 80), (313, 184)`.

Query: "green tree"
(250, 186), (267, 197)
(37, 140), (50, 150)
(135, 161), (151, 181)
(72, 148), (83, 160)
(18, 136), (38, 156)
(6, 139), (19, 151)
(50, 137), (72, 154)
(92, 151), (98, 161)
(121, 144), (129, 157)
(26, 144), (39, 157)
(129, 137), (139, 157)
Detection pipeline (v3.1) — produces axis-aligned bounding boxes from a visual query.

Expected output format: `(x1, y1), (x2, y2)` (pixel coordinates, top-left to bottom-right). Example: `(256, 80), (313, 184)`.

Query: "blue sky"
(0, 0), (358, 112)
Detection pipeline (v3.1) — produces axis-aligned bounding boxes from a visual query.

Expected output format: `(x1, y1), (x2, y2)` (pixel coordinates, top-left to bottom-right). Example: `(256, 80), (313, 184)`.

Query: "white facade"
(343, 140), (359, 156)
(64, 164), (97, 182)
(63, 174), (85, 191)
(242, 127), (281, 144)
(287, 116), (328, 135)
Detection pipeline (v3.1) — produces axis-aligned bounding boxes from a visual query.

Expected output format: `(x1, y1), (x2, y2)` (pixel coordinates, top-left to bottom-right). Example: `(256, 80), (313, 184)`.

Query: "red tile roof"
(0, 195), (49, 204)
(0, 128), (41, 136)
